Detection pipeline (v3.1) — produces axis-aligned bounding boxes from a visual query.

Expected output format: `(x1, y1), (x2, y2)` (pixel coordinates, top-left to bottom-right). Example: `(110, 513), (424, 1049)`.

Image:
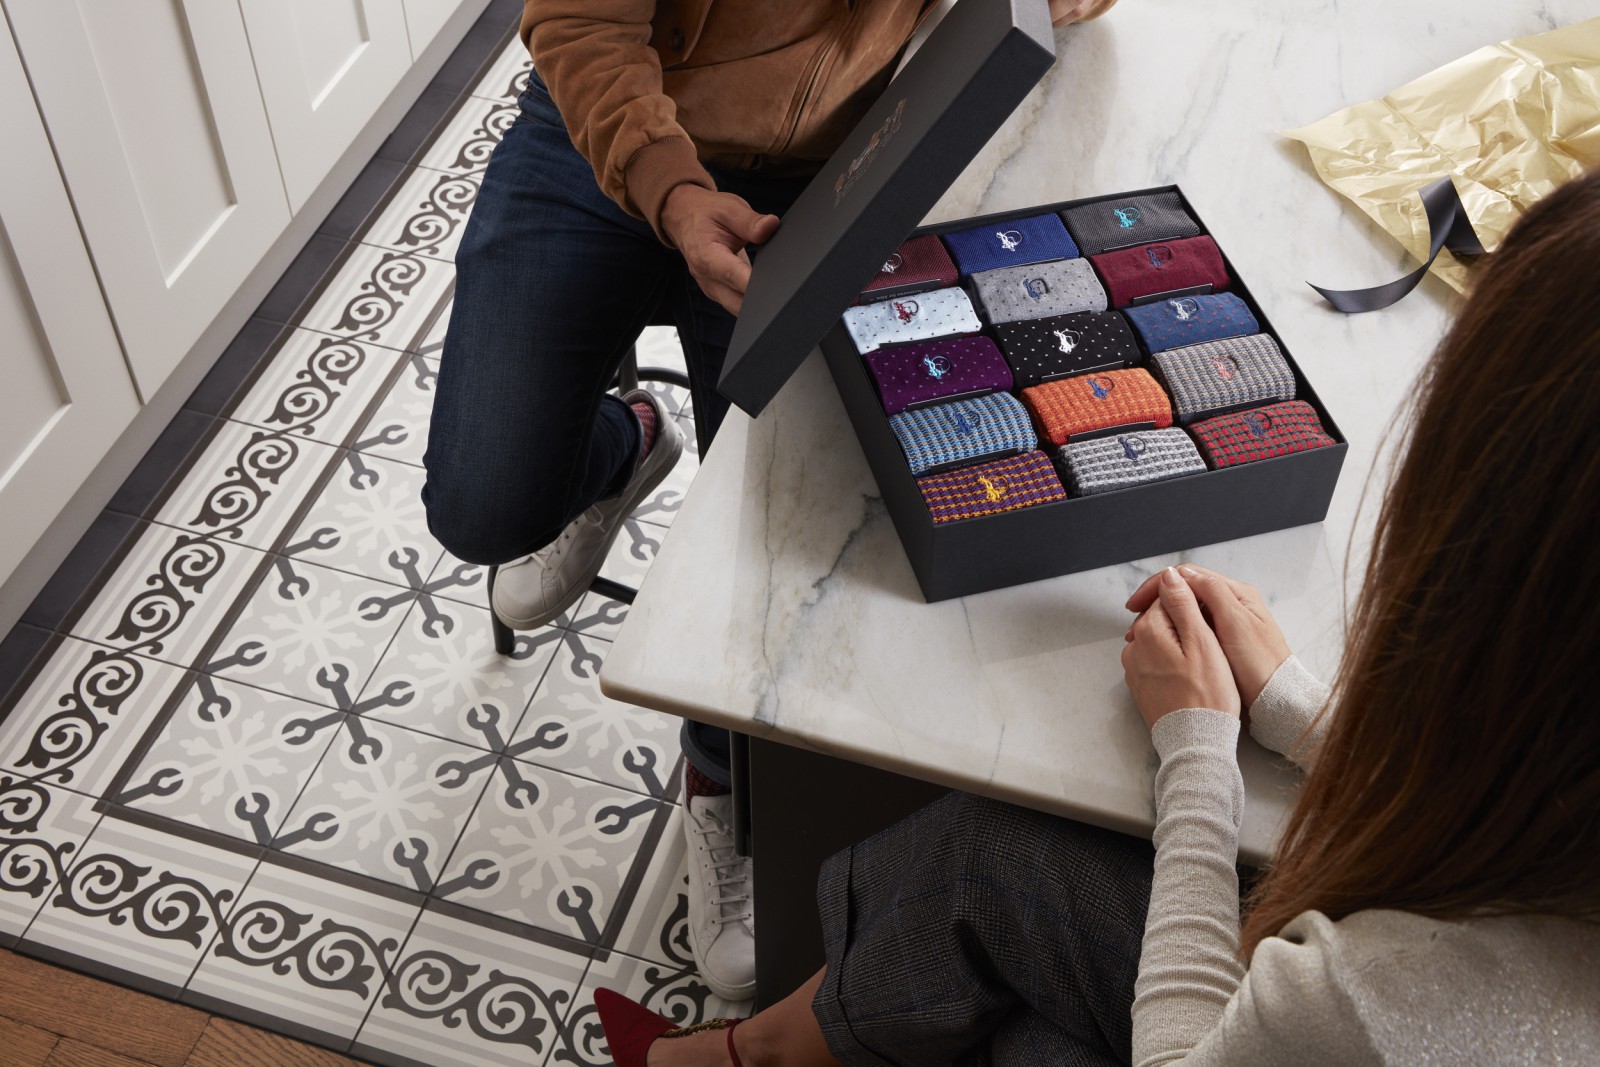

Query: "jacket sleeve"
(522, 1), (716, 243)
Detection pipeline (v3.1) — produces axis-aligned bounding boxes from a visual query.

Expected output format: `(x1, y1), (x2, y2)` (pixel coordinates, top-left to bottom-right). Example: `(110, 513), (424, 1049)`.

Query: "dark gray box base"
(817, 186), (1347, 602)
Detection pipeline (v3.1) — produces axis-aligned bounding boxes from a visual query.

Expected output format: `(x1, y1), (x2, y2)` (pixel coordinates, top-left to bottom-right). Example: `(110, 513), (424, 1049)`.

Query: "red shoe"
(593, 987), (745, 1067)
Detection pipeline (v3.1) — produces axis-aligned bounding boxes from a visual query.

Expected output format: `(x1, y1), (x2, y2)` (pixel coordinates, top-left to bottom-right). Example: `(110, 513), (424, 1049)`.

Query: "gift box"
(717, 0), (1346, 602)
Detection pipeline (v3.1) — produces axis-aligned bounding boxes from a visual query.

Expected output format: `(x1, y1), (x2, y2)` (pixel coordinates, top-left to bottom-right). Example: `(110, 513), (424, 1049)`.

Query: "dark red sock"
(631, 401), (658, 459)
(685, 761), (731, 801)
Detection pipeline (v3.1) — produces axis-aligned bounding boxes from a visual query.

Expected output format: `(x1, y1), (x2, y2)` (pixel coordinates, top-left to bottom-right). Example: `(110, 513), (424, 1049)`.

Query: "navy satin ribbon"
(1311, 177), (1486, 313)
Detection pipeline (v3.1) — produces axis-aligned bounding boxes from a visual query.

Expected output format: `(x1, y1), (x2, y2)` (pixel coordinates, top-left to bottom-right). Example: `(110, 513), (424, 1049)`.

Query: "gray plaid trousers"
(813, 792), (1154, 1067)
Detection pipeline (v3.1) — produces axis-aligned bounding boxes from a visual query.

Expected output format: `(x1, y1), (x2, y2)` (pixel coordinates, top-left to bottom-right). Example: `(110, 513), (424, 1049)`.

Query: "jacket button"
(670, 26), (685, 52)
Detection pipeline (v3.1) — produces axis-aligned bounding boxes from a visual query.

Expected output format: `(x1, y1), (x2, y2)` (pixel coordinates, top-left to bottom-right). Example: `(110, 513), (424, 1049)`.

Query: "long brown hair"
(1240, 168), (1600, 957)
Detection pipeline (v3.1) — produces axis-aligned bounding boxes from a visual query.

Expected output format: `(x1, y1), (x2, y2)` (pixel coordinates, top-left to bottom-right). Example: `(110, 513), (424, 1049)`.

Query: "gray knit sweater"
(1134, 657), (1600, 1065)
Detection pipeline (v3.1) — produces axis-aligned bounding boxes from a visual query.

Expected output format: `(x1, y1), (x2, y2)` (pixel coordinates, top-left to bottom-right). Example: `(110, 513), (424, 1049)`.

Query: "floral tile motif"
(152, 419), (342, 554)
(509, 635), (681, 800)
(0, 635), (191, 799)
(353, 906), (589, 1067)
(416, 95), (518, 176)
(432, 761), (666, 944)
(20, 813), (258, 995)
(361, 165), (481, 264)
(186, 857), (416, 1044)
(203, 556), (414, 711)
(281, 449), (444, 591)
(361, 595), (563, 750)
(551, 946), (750, 1067)
(352, 355), (438, 469)
(274, 718), (497, 893)
(0, 783), (103, 943)
(224, 328), (408, 450)
(468, 39), (532, 102)
(115, 676), (343, 847)
(296, 244), (454, 355)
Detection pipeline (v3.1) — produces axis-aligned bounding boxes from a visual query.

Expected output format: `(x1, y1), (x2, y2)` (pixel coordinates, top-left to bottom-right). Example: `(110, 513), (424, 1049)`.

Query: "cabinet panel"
(401, 0), (465, 59)
(0, 16), (140, 586)
(6, 0), (291, 399)
(240, 0), (414, 212)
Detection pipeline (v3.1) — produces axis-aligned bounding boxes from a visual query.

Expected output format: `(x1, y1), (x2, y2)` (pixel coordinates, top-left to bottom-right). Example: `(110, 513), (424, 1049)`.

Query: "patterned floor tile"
(281, 449), (444, 590)
(361, 594), (563, 750)
(296, 244), (454, 355)
(115, 675), (344, 848)
(416, 298), (450, 356)
(360, 165), (481, 264)
(352, 355), (438, 468)
(353, 906), (589, 1067)
(152, 419), (343, 554)
(21, 812), (258, 995)
(203, 556), (414, 711)
(633, 326), (689, 379)
(274, 718), (496, 893)
(468, 39), (531, 102)
(509, 634), (681, 800)
(552, 946), (750, 1067)
(224, 328), (409, 449)
(0, 784), (103, 943)
(416, 94), (518, 176)
(432, 761), (667, 944)
(599, 518), (665, 591)
(186, 857), (416, 1044)
(0, 635), (191, 798)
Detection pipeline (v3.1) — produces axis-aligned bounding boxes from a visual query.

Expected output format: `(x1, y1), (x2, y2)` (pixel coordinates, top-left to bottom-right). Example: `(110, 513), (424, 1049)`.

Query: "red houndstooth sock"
(684, 761), (731, 800)
(631, 401), (658, 460)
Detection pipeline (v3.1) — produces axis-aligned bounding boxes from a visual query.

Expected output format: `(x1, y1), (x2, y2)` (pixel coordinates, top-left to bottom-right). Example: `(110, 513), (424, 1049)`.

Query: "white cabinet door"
(239, 0), (414, 213)
(401, 0), (467, 59)
(0, 17), (139, 584)
(4, 0), (291, 401)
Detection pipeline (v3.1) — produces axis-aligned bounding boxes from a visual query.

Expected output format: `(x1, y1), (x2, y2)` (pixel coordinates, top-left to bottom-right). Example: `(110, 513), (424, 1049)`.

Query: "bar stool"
(486, 341), (690, 655)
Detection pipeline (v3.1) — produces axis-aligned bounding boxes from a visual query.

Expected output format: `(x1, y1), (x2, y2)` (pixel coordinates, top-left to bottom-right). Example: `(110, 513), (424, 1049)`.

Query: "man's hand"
(1121, 567), (1241, 730)
(1125, 564), (1292, 708)
(1049, 0), (1116, 27)
(661, 184), (780, 315)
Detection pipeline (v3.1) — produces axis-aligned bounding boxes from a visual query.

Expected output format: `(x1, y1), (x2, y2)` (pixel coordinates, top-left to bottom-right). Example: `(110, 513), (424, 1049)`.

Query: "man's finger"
(1155, 567), (1209, 648)
(714, 199), (781, 246)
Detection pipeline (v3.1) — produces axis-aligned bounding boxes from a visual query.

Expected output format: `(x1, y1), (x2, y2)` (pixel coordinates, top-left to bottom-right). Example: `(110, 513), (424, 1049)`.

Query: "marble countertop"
(600, 0), (1587, 864)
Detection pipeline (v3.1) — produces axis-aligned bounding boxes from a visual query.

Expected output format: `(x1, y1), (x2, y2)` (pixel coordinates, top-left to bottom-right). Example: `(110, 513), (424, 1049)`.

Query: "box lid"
(717, 0), (1056, 417)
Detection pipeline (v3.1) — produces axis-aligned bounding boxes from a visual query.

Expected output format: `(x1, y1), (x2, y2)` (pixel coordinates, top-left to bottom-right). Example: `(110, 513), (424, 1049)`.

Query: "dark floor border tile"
(375, 89), (460, 166)
(106, 410), (218, 519)
(0, 623), (54, 717)
(19, 512), (143, 633)
(185, 319), (295, 417)
(254, 235), (351, 326)
(318, 158), (409, 242)
(182, 989), (362, 1056)
(426, 3), (520, 96)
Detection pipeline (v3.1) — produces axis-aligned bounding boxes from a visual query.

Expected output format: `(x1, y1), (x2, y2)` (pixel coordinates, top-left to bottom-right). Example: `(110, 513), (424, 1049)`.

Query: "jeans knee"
(421, 473), (560, 565)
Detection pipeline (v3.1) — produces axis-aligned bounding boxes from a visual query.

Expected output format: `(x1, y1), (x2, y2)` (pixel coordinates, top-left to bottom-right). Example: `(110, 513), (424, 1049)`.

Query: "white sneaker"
(683, 773), (756, 1001)
(492, 390), (683, 630)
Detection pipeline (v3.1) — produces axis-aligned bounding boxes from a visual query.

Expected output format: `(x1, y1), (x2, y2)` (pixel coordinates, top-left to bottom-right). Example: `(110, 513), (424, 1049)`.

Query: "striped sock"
(631, 401), (658, 459)
(685, 761), (731, 800)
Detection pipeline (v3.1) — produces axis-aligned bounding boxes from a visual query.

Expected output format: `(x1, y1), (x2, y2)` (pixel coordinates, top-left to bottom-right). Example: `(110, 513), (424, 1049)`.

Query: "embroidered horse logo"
(996, 230), (1023, 252)
(892, 300), (919, 323)
(1054, 328), (1081, 354)
(1245, 412), (1272, 439)
(1022, 277), (1050, 300)
(977, 475), (1008, 502)
(923, 355), (951, 380)
(881, 253), (904, 274)
(951, 411), (982, 435)
(1120, 436), (1147, 462)
(1211, 355), (1238, 381)
(1146, 245), (1173, 268)
(1087, 376), (1114, 399)
(1114, 206), (1141, 228)
(1169, 298), (1199, 321)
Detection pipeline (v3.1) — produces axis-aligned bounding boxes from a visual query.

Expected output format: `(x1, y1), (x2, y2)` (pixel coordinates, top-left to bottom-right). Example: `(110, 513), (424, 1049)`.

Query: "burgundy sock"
(685, 761), (731, 801)
(631, 401), (658, 460)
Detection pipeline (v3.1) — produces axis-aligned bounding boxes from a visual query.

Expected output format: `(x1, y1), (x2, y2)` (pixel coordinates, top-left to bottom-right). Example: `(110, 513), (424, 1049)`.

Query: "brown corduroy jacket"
(522, 1), (1117, 243)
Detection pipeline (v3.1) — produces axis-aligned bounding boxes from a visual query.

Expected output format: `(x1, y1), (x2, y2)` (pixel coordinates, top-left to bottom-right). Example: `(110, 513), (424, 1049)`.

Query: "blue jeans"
(422, 75), (808, 784)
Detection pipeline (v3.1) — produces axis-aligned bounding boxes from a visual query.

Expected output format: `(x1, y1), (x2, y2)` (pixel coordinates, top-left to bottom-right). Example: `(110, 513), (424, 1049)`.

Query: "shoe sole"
(491, 411), (684, 630)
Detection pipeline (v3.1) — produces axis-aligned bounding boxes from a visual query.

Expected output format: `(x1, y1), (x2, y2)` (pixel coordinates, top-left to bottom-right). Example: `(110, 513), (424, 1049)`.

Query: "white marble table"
(601, 0), (1586, 866)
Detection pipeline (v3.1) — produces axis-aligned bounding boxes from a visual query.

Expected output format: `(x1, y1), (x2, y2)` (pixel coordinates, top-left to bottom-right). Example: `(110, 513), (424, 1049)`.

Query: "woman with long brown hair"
(594, 167), (1600, 1066)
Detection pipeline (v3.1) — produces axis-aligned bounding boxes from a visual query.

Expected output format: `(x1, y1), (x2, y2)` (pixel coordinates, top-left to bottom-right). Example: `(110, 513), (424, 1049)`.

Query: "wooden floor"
(0, 949), (368, 1066)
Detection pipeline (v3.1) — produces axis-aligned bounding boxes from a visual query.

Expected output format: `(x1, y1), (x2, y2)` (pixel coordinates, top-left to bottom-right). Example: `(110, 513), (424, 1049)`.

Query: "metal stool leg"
(486, 564), (516, 655)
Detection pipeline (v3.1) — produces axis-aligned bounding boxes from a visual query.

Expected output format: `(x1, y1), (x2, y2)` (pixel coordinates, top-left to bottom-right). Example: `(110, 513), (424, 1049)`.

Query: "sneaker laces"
(692, 806), (752, 926)
(530, 506), (602, 567)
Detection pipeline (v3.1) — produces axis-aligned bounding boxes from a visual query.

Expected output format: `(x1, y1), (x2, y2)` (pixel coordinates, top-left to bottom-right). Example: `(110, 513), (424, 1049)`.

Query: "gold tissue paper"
(1284, 18), (1600, 295)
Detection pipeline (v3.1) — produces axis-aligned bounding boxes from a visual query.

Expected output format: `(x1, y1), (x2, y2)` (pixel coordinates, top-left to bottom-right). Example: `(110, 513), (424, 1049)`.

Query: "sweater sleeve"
(1132, 708), (1247, 1067)
(522, 1), (716, 243)
(1247, 655), (1331, 772)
